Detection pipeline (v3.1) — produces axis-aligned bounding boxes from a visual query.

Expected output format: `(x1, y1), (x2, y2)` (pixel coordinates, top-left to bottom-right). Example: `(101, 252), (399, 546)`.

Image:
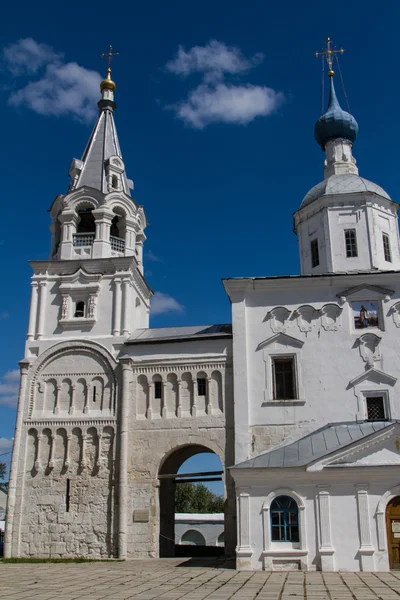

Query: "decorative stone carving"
(357, 333), (381, 367)
(319, 304), (342, 331)
(265, 307), (291, 333)
(87, 295), (96, 319)
(61, 296), (68, 320)
(293, 305), (318, 333)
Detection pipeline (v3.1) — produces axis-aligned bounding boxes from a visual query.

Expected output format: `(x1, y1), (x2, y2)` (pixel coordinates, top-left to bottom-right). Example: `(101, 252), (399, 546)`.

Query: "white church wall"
(227, 273), (400, 461)
(234, 469), (399, 572)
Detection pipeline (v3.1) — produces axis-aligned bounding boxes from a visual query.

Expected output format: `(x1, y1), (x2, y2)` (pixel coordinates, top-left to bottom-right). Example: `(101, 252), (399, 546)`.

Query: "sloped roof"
(72, 104), (131, 195)
(232, 421), (397, 469)
(301, 174), (391, 208)
(126, 324), (232, 345)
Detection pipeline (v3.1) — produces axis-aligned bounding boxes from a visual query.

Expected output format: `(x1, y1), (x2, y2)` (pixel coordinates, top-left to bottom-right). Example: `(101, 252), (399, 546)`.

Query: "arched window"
(112, 175), (118, 190)
(270, 495), (299, 542)
(74, 301), (85, 318)
(77, 207), (95, 234)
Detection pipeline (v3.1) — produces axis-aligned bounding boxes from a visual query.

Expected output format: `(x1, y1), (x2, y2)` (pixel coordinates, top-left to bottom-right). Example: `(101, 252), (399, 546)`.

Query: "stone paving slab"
(1, 559), (400, 600)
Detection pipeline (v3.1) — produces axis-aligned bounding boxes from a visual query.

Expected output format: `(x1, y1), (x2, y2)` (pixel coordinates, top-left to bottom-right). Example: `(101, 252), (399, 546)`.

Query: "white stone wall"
(233, 468), (400, 572)
(226, 272), (400, 463)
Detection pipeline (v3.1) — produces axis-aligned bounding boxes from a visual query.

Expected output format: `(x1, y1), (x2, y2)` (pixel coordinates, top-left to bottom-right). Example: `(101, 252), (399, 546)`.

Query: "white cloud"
(0, 438), (13, 452)
(3, 38), (102, 123)
(151, 292), (184, 316)
(165, 40), (283, 128)
(166, 40), (262, 79)
(0, 369), (20, 408)
(174, 82), (283, 129)
(3, 38), (62, 75)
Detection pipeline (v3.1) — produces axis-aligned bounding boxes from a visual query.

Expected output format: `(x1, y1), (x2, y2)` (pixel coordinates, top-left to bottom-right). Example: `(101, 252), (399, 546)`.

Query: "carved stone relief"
(390, 302), (400, 328)
(265, 307), (291, 333)
(293, 305), (318, 333)
(357, 333), (381, 367)
(320, 304), (342, 331)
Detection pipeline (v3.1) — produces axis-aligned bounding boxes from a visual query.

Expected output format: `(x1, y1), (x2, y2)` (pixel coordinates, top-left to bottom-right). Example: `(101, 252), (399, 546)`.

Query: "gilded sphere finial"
(328, 69), (335, 77)
(100, 67), (116, 92)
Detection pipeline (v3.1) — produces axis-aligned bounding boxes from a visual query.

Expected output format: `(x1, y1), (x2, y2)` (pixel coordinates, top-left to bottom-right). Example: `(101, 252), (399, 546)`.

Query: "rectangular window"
(310, 239), (319, 268)
(272, 357), (296, 400)
(383, 233), (392, 262)
(366, 396), (386, 421)
(197, 378), (206, 396)
(154, 381), (162, 399)
(345, 229), (358, 257)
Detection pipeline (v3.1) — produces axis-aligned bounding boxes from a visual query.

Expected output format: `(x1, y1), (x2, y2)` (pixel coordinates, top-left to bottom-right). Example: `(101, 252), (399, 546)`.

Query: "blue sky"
(0, 0), (398, 485)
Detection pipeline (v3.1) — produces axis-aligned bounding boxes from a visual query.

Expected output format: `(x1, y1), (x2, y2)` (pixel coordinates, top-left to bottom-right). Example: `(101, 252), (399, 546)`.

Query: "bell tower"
(26, 50), (152, 355)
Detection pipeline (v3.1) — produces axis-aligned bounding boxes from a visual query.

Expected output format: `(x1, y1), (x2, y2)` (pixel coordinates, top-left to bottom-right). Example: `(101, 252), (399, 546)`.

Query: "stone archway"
(158, 443), (226, 557)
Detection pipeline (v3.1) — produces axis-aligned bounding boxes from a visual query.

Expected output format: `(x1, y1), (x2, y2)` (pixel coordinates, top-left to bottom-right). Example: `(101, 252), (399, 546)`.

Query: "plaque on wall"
(133, 509), (150, 523)
(391, 521), (400, 533)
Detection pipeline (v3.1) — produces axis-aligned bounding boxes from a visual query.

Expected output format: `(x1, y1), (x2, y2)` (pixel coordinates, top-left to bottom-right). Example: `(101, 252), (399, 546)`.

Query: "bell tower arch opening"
(158, 444), (225, 558)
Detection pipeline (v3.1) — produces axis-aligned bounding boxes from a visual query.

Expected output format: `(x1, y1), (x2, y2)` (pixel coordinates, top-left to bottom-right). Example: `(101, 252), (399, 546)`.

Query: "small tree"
(175, 482), (224, 513)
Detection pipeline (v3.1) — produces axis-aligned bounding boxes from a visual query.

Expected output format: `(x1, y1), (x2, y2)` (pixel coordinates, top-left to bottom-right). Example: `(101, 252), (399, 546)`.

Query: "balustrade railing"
(73, 233), (95, 247)
(110, 235), (125, 253)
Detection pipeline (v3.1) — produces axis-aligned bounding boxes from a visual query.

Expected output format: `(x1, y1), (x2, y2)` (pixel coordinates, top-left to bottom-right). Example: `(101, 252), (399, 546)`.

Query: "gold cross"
(101, 45), (120, 69)
(315, 37), (344, 77)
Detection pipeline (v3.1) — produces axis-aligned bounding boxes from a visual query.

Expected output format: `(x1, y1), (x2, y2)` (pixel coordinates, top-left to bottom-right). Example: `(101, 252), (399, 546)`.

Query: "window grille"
(383, 233), (392, 262)
(73, 233), (95, 247)
(270, 496), (299, 542)
(345, 229), (358, 257)
(154, 381), (162, 399)
(310, 239), (319, 268)
(272, 357), (296, 400)
(197, 378), (206, 396)
(110, 235), (125, 253)
(366, 396), (386, 421)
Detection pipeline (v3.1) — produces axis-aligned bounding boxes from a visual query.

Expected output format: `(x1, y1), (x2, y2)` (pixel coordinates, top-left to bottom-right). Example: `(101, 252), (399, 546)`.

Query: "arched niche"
(136, 374), (149, 418)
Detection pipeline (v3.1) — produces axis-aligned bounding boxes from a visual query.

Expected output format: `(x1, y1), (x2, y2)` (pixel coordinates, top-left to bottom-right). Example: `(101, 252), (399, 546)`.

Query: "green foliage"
(175, 482), (224, 513)
(0, 462), (6, 481)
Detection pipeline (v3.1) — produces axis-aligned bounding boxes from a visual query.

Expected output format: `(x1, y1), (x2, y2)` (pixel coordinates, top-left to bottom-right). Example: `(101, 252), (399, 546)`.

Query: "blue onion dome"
(314, 76), (359, 149)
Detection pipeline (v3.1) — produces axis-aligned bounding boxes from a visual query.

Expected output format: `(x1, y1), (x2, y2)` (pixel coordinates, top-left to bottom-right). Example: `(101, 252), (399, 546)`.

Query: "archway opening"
(158, 444), (225, 558)
(386, 496), (400, 569)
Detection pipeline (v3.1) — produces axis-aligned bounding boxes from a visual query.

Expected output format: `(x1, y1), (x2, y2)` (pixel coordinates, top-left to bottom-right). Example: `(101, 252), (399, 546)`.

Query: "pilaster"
(318, 485), (335, 571)
(355, 485), (375, 571)
(236, 489), (253, 570)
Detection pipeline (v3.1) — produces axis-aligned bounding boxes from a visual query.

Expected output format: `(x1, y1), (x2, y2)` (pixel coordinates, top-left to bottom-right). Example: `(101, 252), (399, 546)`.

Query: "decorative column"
(92, 208), (113, 259)
(54, 385), (61, 415)
(355, 485), (375, 570)
(69, 384), (76, 415)
(35, 433), (42, 471)
(59, 211), (78, 260)
(124, 218), (138, 256)
(147, 382), (153, 419)
(4, 360), (30, 558)
(236, 489), (253, 570)
(112, 278), (122, 336)
(83, 383), (90, 414)
(191, 374), (197, 417)
(119, 359), (131, 559)
(48, 433), (56, 469)
(36, 281), (47, 340)
(176, 379), (182, 418)
(121, 278), (131, 336)
(318, 486), (335, 571)
(135, 234), (145, 274)
(27, 282), (39, 340)
(161, 380), (167, 419)
(97, 432), (103, 468)
(81, 434), (87, 469)
(65, 434), (71, 470)
(206, 377), (212, 415)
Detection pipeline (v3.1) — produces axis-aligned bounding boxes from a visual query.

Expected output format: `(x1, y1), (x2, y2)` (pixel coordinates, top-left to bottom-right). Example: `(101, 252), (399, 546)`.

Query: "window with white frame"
(345, 229), (358, 258)
(366, 395), (387, 421)
(270, 495), (299, 542)
(74, 300), (85, 318)
(383, 233), (392, 262)
(272, 356), (297, 400)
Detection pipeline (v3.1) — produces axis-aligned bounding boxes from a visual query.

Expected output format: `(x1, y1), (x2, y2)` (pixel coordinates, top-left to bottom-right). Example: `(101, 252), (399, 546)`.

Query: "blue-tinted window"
(270, 495), (299, 542)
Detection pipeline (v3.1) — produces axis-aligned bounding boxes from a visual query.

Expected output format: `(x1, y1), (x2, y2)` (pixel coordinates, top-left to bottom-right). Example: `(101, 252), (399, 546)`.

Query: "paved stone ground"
(2, 558), (400, 600)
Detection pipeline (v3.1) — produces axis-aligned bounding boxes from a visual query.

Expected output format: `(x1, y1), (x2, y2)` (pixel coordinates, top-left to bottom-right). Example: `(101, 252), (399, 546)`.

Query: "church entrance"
(386, 497), (400, 569)
(158, 444), (226, 558)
